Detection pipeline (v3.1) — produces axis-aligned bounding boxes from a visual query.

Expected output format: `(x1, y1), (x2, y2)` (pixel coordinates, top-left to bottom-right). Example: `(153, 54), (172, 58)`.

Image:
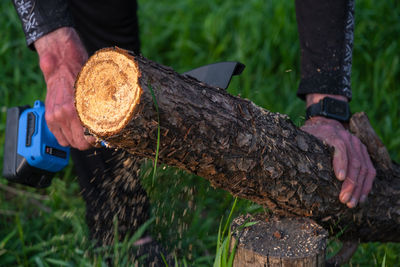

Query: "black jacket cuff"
(12, 0), (74, 49)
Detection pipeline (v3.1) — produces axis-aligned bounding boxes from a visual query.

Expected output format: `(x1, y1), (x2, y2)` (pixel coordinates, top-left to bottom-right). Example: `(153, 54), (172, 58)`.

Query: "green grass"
(1, 0), (400, 266)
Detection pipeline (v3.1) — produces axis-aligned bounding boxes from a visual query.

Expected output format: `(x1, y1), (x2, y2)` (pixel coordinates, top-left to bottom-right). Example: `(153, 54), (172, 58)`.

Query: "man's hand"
(35, 27), (94, 150)
(301, 94), (376, 208)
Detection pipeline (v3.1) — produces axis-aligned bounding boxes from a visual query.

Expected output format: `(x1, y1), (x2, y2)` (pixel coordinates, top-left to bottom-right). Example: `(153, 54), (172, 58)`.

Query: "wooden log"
(230, 214), (327, 267)
(75, 47), (400, 243)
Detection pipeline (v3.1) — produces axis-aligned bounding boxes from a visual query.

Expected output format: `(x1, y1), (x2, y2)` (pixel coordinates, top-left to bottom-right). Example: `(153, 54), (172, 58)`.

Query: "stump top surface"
(232, 214), (328, 259)
(75, 47), (141, 137)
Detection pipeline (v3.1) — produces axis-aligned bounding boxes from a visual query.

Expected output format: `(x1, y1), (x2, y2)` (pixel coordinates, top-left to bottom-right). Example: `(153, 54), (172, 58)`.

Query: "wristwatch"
(306, 97), (351, 122)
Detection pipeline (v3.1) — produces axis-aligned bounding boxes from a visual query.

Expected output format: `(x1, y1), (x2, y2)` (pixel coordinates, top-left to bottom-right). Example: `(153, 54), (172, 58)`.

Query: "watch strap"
(306, 97), (351, 122)
(306, 102), (323, 120)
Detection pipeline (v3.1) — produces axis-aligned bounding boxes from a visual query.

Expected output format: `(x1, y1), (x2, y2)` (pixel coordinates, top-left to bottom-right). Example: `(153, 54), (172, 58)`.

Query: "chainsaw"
(2, 61), (245, 188)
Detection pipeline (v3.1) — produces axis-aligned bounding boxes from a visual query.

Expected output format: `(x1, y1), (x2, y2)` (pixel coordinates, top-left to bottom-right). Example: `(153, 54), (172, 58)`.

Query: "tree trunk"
(75, 47), (400, 242)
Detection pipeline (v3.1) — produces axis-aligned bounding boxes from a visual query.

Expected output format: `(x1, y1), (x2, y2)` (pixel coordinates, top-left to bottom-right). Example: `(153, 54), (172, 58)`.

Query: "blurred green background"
(0, 0), (399, 265)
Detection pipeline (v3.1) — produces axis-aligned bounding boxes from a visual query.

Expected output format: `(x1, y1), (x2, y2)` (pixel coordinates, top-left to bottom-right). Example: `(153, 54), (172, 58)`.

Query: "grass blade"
(222, 198), (238, 240)
(148, 84), (161, 186)
(381, 253), (386, 267)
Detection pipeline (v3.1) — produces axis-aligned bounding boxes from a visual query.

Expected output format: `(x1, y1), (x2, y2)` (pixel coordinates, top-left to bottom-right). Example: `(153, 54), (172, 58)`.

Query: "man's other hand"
(35, 27), (94, 150)
(301, 94), (376, 208)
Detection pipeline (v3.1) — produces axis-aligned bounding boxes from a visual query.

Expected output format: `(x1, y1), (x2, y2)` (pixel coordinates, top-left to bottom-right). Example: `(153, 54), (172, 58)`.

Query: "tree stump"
(231, 214), (327, 267)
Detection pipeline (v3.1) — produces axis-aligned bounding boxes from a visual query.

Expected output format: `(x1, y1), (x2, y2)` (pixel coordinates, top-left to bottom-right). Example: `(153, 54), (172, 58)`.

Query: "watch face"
(323, 97), (350, 121)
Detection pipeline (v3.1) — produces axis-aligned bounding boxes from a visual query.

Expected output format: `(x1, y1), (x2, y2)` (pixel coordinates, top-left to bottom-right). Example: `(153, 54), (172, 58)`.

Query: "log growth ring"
(75, 47), (141, 137)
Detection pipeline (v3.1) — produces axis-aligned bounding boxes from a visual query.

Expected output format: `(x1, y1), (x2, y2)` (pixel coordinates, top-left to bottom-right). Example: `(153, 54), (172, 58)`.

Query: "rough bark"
(75, 47), (400, 243)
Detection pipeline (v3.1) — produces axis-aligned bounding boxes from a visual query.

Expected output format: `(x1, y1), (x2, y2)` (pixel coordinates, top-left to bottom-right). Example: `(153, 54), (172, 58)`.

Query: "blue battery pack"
(17, 100), (70, 172)
(2, 100), (69, 188)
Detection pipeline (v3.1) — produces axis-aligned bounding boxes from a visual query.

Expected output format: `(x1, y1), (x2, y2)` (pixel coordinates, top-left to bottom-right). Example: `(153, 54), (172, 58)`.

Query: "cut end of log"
(75, 47), (141, 137)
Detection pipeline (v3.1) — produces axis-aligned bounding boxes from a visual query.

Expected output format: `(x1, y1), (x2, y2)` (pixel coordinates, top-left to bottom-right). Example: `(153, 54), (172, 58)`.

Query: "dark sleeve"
(12, 0), (74, 48)
(295, 0), (354, 100)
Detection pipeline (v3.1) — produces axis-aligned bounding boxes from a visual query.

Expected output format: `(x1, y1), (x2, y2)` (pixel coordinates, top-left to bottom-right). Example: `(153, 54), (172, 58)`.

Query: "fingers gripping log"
(75, 47), (400, 243)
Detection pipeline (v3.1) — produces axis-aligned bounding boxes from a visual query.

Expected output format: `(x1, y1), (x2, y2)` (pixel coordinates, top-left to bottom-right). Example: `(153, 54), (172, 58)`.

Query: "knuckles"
(351, 135), (363, 147)
(350, 159), (361, 170)
(358, 166), (368, 178)
(333, 139), (346, 153)
(370, 168), (377, 178)
(46, 102), (76, 123)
